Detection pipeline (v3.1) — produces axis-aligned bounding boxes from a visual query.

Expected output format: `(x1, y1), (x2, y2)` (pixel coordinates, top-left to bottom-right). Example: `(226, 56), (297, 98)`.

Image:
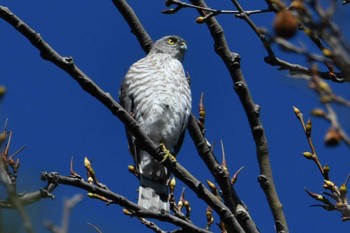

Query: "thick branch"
(189, 0), (288, 232)
(111, 0), (153, 53)
(0, 5), (241, 232)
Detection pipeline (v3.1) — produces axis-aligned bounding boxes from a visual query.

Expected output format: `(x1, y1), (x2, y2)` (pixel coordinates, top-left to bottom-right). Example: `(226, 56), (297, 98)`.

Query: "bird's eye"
(167, 38), (176, 45)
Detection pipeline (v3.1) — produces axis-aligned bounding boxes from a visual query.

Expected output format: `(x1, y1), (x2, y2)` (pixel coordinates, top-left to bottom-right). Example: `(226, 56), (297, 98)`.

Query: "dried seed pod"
(324, 127), (342, 146)
(273, 9), (298, 39)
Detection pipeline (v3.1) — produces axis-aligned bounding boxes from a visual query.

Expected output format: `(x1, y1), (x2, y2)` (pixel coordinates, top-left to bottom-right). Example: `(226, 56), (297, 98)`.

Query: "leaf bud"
(195, 16), (206, 24)
(311, 108), (325, 117)
(302, 152), (313, 160)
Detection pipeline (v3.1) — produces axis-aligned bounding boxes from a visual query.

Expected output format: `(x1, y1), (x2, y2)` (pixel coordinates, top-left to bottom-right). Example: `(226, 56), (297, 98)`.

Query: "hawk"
(119, 35), (192, 212)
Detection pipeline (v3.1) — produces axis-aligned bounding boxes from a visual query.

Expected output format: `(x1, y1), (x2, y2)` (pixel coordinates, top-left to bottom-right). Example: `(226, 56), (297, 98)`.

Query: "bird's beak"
(180, 41), (187, 51)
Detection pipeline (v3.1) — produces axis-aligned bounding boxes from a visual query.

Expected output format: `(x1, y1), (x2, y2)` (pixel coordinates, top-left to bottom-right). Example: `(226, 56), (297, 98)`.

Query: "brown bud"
(323, 164), (330, 179)
(273, 9), (298, 39)
(0, 86), (6, 98)
(305, 118), (312, 137)
(195, 16), (206, 24)
(184, 200), (191, 214)
(339, 183), (347, 197)
(322, 48), (332, 57)
(199, 92), (205, 127)
(323, 164), (330, 173)
(310, 64), (318, 76)
(0, 132), (6, 143)
(123, 208), (133, 216)
(177, 200), (183, 210)
(206, 180), (216, 192)
(324, 127), (342, 146)
(311, 108), (325, 117)
(318, 80), (331, 93)
(128, 165), (138, 177)
(291, 0), (304, 11)
(206, 207), (214, 226)
(320, 95), (332, 103)
(184, 200), (190, 208)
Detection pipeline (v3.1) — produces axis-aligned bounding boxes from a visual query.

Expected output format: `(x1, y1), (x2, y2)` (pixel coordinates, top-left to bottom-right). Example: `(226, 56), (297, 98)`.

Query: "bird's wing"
(119, 73), (137, 167)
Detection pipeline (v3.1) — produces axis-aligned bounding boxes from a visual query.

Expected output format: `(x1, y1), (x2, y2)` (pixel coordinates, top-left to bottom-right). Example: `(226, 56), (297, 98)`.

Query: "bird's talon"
(158, 143), (176, 164)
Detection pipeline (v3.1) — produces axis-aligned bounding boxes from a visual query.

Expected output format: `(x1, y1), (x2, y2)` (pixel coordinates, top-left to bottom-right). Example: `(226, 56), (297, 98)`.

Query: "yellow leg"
(159, 143), (176, 164)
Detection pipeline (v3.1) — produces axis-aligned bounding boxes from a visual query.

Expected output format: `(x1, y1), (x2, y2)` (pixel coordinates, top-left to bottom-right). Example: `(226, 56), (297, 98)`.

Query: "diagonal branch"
(188, 0), (288, 232)
(0, 183), (56, 208)
(112, 2), (245, 232)
(187, 114), (259, 233)
(111, 0), (153, 53)
(41, 172), (211, 233)
(165, 0), (343, 82)
(0, 5), (241, 233)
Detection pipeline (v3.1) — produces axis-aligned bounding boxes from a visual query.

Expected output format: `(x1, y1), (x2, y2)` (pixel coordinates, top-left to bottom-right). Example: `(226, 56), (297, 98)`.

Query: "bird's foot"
(158, 143), (176, 164)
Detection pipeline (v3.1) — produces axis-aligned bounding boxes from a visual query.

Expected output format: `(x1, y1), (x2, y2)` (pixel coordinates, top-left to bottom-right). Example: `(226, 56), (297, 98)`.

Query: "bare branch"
(0, 185), (56, 209)
(186, 0), (288, 232)
(41, 172), (212, 233)
(138, 217), (167, 233)
(44, 194), (83, 233)
(111, 0), (153, 53)
(87, 222), (103, 233)
(0, 156), (34, 233)
(0, 5), (244, 232)
(187, 115), (258, 232)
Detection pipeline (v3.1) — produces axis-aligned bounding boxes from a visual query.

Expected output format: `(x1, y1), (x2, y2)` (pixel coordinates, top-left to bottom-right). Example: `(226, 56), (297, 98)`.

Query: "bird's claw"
(158, 143), (176, 164)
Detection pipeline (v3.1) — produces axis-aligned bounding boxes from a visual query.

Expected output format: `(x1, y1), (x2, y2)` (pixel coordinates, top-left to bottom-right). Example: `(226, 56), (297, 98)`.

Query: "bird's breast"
(124, 55), (191, 149)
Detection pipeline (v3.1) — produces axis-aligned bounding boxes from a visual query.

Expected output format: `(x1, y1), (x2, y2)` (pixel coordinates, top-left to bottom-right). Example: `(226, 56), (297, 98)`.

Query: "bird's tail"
(137, 151), (170, 212)
(138, 186), (169, 212)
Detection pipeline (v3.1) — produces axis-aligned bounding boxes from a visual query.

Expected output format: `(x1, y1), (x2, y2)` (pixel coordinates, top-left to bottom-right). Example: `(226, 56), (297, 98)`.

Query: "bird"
(119, 35), (192, 212)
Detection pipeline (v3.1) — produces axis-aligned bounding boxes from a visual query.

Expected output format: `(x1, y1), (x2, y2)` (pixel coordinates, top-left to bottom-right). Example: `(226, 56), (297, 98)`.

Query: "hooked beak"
(180, 41), (187, 51)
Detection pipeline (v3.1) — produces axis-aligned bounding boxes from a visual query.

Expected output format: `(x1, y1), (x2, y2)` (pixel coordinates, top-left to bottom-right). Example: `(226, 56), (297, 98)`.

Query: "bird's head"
(149, 35), (187, 62)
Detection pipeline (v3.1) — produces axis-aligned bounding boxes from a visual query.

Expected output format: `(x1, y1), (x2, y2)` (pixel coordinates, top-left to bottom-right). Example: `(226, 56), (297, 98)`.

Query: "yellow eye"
(167, 38), (176, 45)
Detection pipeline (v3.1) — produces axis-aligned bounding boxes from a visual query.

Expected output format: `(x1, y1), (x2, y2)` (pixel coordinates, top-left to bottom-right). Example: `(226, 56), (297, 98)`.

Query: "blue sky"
(1, 1), (350, 232)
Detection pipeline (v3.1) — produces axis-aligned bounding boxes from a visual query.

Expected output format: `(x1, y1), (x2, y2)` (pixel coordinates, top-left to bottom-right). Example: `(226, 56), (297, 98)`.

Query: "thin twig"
(87, 222), (103, 233)
(45, 194), (84, 233)
(0, 156), (34, 233)
(188, 115), (257, 233)
(164, 0), (271, 16)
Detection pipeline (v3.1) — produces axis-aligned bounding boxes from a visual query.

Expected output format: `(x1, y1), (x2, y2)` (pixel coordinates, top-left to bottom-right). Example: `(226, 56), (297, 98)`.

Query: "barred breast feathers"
(123, 53), (191, 148)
